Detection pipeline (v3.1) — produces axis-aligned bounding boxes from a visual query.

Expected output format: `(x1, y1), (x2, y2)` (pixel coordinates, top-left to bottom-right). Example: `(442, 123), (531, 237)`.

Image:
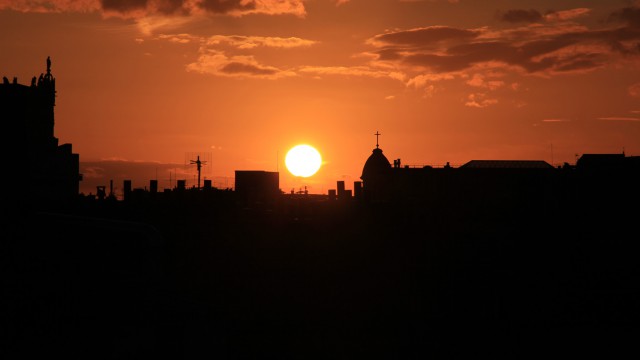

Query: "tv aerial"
(189, 155), (208, 189)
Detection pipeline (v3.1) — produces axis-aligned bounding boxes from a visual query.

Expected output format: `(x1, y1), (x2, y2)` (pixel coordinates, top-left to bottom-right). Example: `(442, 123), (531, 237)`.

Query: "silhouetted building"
(353, 181), (363, 199)
(360, 135), (640, 211)
(1, 57), (81, 209)
(571, 152), (640, 204)
(235, 170), (279, 208)
(123, 180), (132, 201)
(150, 179), (158, 194)
(328, 189), (337, 200)
(361, 145), (393, 203)
(361, 143), (557, 206)
(337, 181), (346, 199)
(576, 153), (627, 169)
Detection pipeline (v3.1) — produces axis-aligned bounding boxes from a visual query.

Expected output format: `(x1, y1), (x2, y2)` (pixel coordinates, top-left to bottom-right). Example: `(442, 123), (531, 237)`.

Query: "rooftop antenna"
(189, 155), (207, 189)
(375, 131), (381, 149)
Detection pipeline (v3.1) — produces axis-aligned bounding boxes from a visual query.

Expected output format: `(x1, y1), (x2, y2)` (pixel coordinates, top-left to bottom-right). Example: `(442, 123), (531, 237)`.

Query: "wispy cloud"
(0, 0), (100, 13)
(466, 73), (505, 90)
(629, 82), (640, 97)
(157, 33), (195, 44)
(406, 72), (458, 88)
(544, 8), (591, 22)
(204, 35), (317, 49)
(597, 117), (640, 121)
(542, 118), (571, 122)
(499, 9), (543, 24)
(186, 51), (297, 79)
(465, 93), (498, 108)
(175, 32), (406, 80)
(498, 8), (591, 24)
(298, 66), (405, 81)
(0, 0), (307, 20)
(173, 34), (317, 79)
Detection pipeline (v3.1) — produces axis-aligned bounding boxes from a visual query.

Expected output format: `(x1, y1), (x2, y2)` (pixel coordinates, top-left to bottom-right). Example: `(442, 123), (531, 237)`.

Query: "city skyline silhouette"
(3, 2), (640, 358)
(4, 55), (640, 359)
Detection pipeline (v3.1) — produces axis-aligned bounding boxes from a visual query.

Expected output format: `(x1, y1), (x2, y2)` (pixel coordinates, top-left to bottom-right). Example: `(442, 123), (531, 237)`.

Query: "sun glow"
(285, 144), (322, 177)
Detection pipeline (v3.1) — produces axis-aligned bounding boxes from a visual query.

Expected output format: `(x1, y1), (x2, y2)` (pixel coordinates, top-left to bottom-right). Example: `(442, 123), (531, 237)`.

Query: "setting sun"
(285, 144), (322, 177)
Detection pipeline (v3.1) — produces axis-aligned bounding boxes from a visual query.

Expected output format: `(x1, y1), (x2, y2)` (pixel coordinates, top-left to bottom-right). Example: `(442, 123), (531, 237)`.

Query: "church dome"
(361, 147), (391, 180)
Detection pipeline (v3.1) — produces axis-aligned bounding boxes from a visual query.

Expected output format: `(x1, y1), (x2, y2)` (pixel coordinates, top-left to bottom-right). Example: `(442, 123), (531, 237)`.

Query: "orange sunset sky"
(2, 0), (640, 195)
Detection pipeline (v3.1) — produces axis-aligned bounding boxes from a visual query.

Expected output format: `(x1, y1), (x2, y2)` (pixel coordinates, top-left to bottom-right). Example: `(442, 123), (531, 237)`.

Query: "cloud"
(161, 34), (317, 48)
(101, 0), (153, 16)
(204, 35), (316, 49)
(367, 6), (640, 80)
(406, 72), (457, 88)
(500, 9), (543, 24)
(542, 118), (571, 122)
(466, 73), (505, 90)
(186, 51), (296, 79)
(0, 0), (307, 19)
(499, 8), (591, 24)
(0, 0), (101, 13)
(158, 33), (317, 79)
(398, 0), (460, 2)
(221, 0), (306, 17)
(158, 33), (195, 44)
(298, 66), (405, 81)
(155, 34), (317, 80)
(608, 6), (640, 28)
(597, 117), (640, 121)
(465, 93), (498, 108)
(197, 0), (255, 15)
(368, 26), (480, 47)
(629, 82), (640, 97)
(544, 8), (591, 22)
(81, 164), (107, 179)
(136, 15), (198, 34)
(176, 31), (416, 84)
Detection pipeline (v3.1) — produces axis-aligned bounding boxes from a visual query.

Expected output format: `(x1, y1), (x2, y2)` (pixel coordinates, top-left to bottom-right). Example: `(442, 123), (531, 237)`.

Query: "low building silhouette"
(235, 170), (280, 208)
(360, 136), (640, 215)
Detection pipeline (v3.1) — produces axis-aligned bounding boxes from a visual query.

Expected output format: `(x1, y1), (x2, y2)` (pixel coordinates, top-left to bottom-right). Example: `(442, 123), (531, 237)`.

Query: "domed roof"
(361, 147), (391, 180)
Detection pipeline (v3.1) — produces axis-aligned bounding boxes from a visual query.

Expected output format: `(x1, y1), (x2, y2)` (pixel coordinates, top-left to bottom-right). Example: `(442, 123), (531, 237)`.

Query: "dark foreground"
(3, 195), (639, 359)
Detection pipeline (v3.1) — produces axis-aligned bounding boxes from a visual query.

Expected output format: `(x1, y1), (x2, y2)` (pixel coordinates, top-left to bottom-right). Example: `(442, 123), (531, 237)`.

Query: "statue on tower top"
(43, 56), (55, 84)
